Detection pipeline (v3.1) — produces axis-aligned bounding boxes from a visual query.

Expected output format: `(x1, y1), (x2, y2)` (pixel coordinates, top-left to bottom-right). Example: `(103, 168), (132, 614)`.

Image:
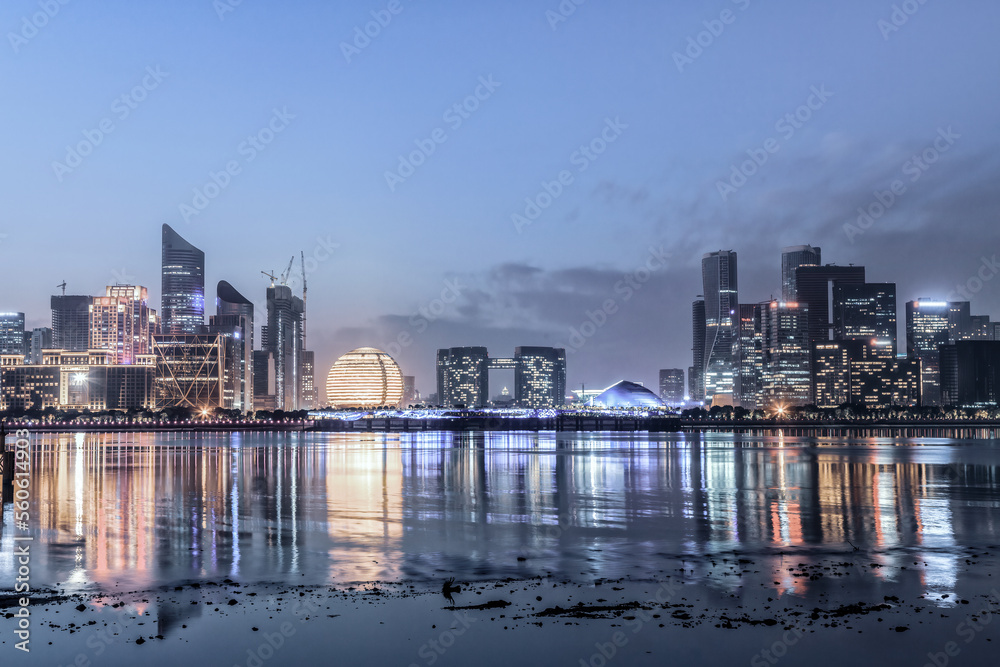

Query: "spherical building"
(592, 380), (665, 409)
(325, 347), (404, 408)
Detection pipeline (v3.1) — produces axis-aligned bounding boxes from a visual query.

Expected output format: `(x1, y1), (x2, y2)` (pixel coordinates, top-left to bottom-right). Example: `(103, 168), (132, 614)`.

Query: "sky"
(2, 0), (1000, 398)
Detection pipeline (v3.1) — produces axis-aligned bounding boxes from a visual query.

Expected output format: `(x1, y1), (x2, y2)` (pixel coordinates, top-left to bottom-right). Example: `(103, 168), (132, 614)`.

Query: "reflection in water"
(2, 430), (998, 606)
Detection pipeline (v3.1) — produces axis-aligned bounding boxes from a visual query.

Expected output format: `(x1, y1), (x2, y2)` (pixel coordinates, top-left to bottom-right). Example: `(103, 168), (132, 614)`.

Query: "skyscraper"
(832, 282), (897, 358)
(761, 300), (811, 407)
(214, 280), (254, 412)
(161, 223), (205, 335)
(436, 347), (489, 408)
(734, 303), (763, 409)
(263, 284), (304, 410)
(89, 286), (156, 364)
(701, 251), (738, 401)
(794, 264), (865, 344)
(51, 295), (92, 351)
(514, 346), (566, 408)
(781, 245), (821, 302)
(906, 300), (952, 406)
(0, 313), (26, 355)
(690, 298), (705, 402)
(658, 369), (685, 404)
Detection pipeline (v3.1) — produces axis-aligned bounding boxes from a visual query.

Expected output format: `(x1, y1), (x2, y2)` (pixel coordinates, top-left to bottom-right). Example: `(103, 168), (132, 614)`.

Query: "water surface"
(3, 430), (999, 603)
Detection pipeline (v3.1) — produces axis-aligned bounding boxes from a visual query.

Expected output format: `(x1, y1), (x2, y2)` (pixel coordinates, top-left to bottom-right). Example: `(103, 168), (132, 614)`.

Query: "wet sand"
(7, 549), (1000, 666)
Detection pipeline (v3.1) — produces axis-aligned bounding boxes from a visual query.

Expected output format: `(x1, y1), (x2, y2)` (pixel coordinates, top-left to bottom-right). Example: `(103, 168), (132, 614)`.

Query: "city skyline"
(3, 1), (1000, 396)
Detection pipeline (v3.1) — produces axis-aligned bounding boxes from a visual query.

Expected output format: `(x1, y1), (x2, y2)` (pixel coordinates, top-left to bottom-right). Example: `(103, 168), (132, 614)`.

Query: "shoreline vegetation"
(2, 403), (1000, 434)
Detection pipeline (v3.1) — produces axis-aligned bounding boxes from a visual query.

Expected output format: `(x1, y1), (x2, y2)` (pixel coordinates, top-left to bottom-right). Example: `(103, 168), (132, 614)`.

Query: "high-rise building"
(300, 350), (316, 410)
(263, 285), (304, 410)
(794, 264), (865, 344)
(690, 298), (705, 402)
(832, 282), (897, 358)
(701, 251), (739, 400)
(215, 280), (254, 412)
(733, 303), (763, 409)
(658, 369), (685, 404)
(940, 341), (1000, 407)
(51, 295), (92, 352)
(812, 341), (856, 408)
(946, 302), (971, 342)
(514, 347), (566, 408)
(152, 333), (226, 411)
(89, 286), (157, 365)
(29, 327), (53, 364)
(761, 300), (811, 407)
(781, 245), (821, 302)
(0, 312), (26, 355)
(436, 347), (490, 408)
(906, 300), (952, 406)
(161, 224), (206, 335)
(991, 322), (1000, 341)
(967, 315), (991, 340)
(851, 357), (921, 409)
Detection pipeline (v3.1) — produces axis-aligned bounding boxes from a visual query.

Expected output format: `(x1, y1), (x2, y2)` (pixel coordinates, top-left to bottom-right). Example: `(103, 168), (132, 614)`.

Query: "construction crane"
(280, 256), (295, 285)
(56, 281), (67, 296)
(301, 251), (307, 350)
(261, 270), (278, 286)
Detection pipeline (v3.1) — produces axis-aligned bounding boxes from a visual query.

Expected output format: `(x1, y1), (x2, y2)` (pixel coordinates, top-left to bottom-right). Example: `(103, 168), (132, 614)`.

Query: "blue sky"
(3, 0), (1000, 396)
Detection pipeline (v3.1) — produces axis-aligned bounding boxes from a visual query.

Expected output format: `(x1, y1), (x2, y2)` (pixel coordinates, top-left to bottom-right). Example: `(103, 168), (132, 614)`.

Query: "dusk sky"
(3, 0), (1000, 397)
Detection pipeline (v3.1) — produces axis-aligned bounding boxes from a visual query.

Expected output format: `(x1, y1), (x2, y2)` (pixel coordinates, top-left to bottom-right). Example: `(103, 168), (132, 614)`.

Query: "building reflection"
(3, 431), (997, 607)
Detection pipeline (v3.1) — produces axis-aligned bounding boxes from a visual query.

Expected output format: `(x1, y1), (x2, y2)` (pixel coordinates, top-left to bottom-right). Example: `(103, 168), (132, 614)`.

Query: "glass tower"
(161, 223), (205, 335)
(781, 245), (821, 302)
(701, 251), (738, 400)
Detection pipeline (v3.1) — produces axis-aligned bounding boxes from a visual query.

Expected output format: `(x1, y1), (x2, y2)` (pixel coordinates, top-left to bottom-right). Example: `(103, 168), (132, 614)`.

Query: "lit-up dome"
(592, 380), (665, 408)
(325, 347), (404, 408)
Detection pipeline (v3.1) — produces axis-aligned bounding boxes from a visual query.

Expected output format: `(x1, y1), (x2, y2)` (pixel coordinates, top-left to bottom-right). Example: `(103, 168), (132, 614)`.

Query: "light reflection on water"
(2, 430), (999, 603)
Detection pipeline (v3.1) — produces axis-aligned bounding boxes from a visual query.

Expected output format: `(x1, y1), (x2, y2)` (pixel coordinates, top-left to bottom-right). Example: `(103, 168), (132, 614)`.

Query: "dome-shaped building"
(325, 347), (404, 408)
(592, 380), (665, 408)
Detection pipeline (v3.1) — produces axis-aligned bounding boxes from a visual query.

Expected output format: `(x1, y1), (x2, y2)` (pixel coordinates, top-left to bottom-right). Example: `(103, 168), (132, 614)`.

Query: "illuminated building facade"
(592, 380), (665, 408)
(781, 245), (821, 302)
(0, 350), (154, 411)
(214, 280), (254, 412)
(813, 340), (920, 408)
(89, 285), (157, 365)
(733, 303), (762, 409)
(325, 347), (403, 408)
(152, 334), (226, 411)
(0, 312), (26, 355)
(701, 251), (739, 401)
(659, 368), (685, 404)
(906, 300), (952, 406)
(301, 350), (316, 410)
(761, 300), (810, 406)
(833, 282), (897, 358)
(51, 295), (93, 351)
(161, 223), (205, 335)
(812, 341), (855, 408)
(437, 347), (490, 408)
(514, 347), (566, 408)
